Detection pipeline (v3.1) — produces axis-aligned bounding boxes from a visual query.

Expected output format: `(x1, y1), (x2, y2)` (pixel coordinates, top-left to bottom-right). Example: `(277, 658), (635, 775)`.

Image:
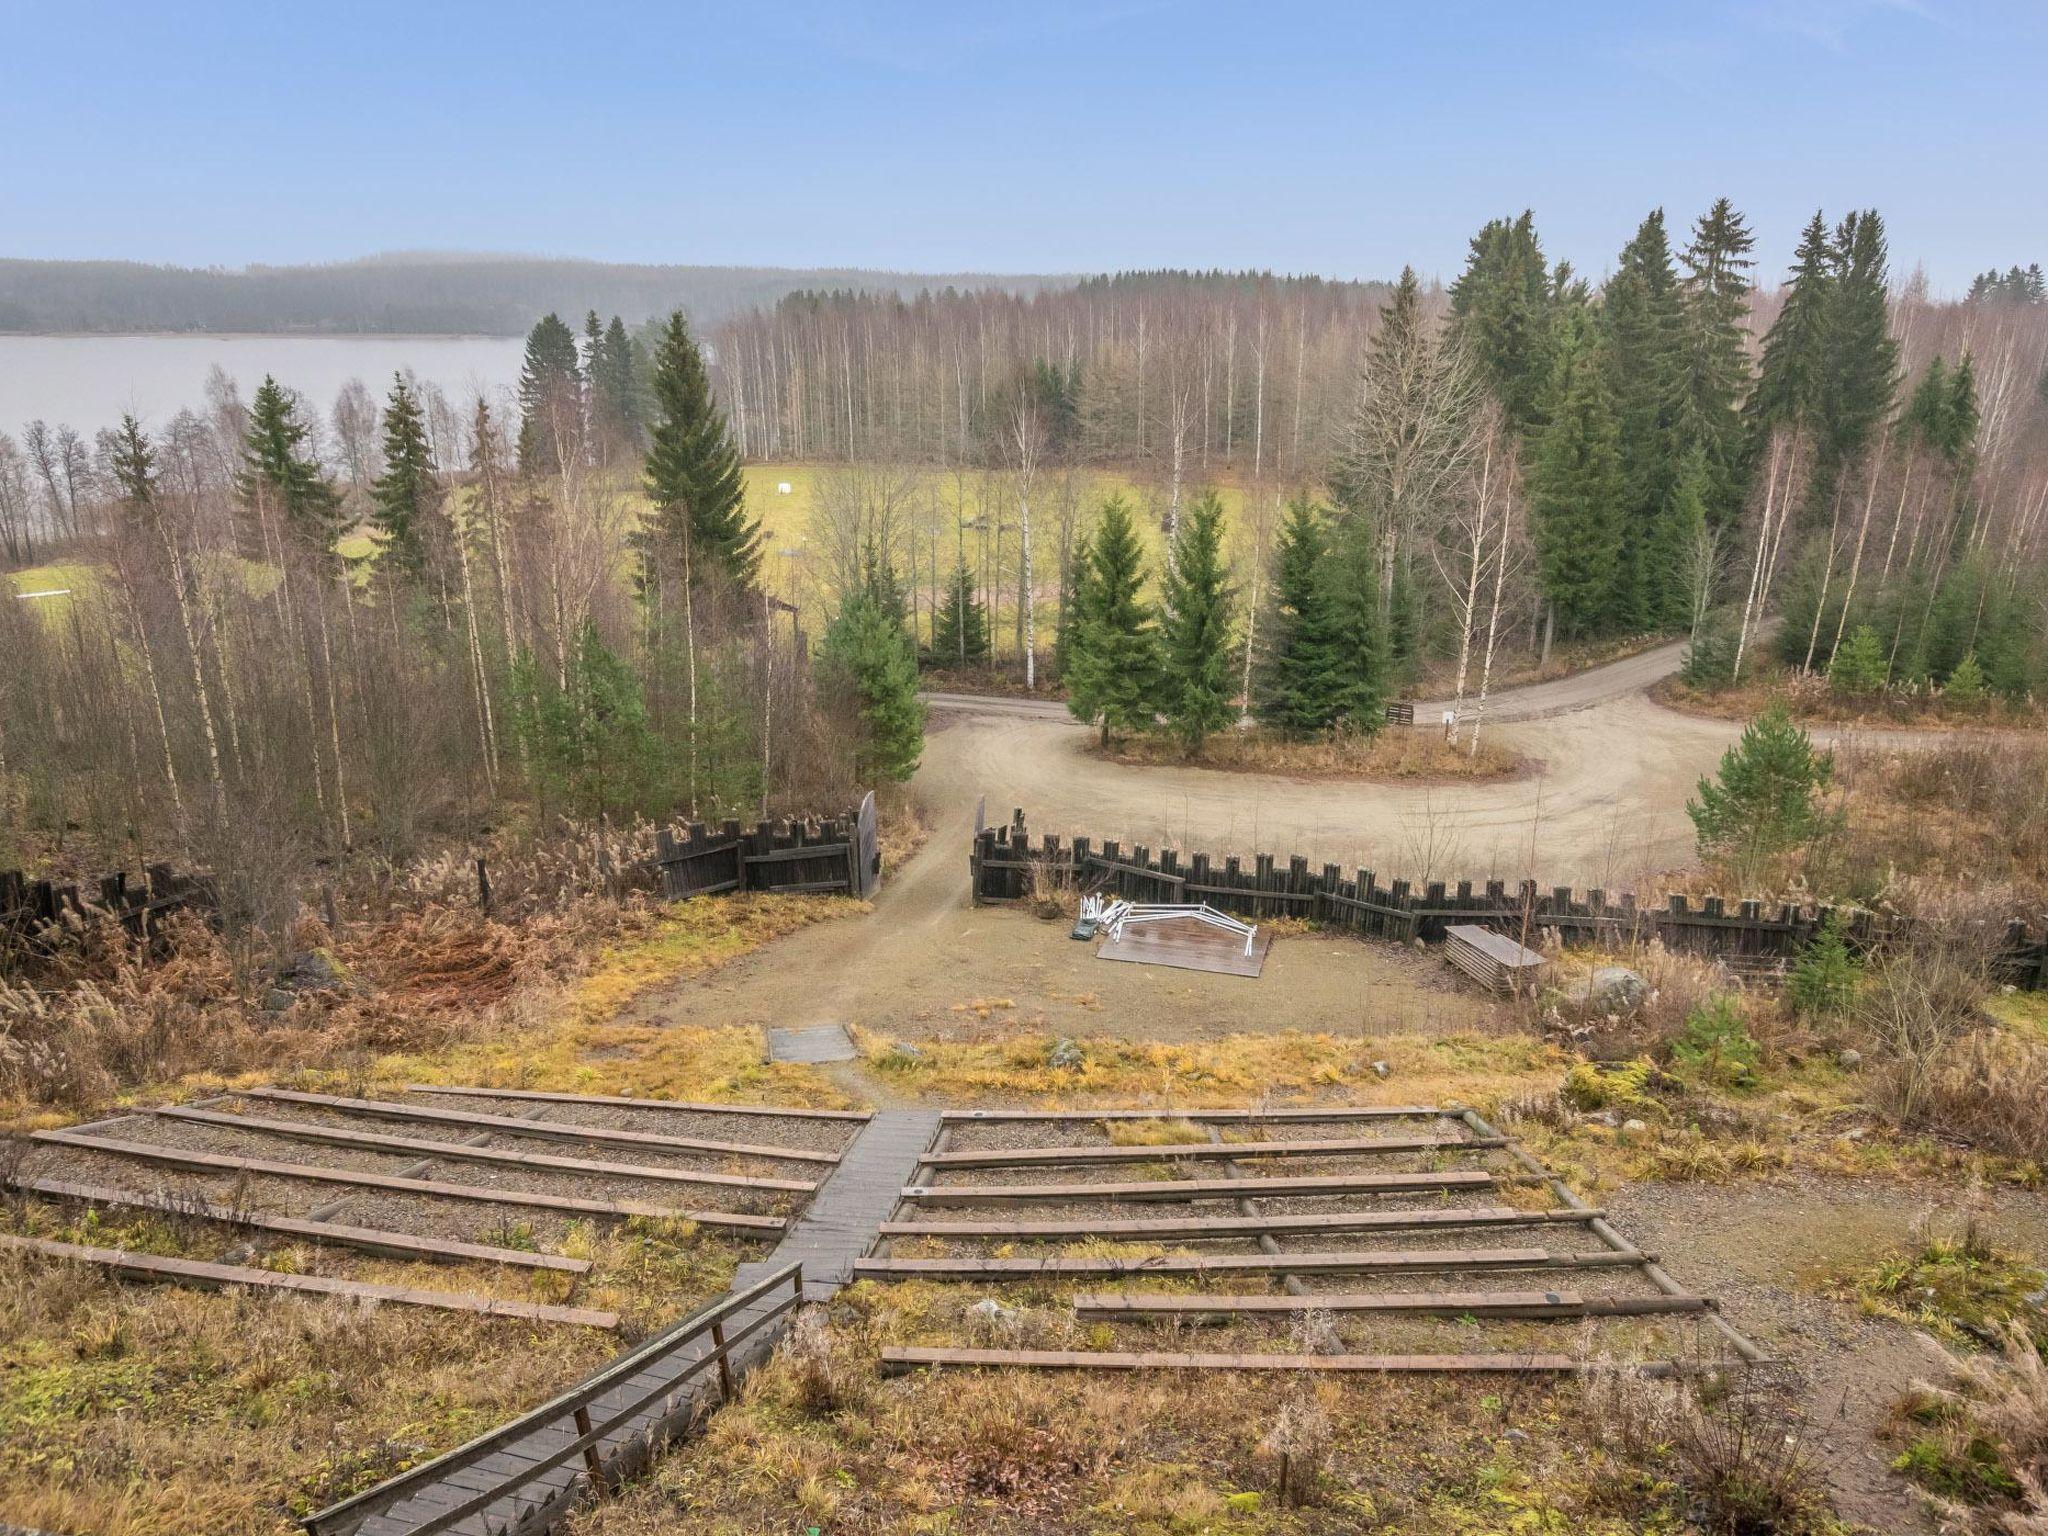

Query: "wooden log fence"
(0, 863), (213, 952)
(656, 790), (879, 901)
(970, 808), (2048, 989)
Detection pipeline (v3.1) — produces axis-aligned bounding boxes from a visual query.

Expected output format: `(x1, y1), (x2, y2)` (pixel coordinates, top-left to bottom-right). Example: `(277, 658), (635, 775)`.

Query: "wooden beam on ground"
(406, 1084), (872, 1121)
(237, 1087), (840, 1165)
(2, 1173), (590, 1274)
(901, 1170), (1494, 1205)
(938, 1106), (1443, 1124)
(0, 1233), (619, 1329)
(30, 1128), (782, 1232)
(882, 1346), (1584, 1374)
(878, 1207), (1604, 1241)
(854, 1247), (1652, 1281)
(921, 1134), (1500, 1169)
(153, 1105), (817, 1194)
(1074, 1290), (1712, 1320)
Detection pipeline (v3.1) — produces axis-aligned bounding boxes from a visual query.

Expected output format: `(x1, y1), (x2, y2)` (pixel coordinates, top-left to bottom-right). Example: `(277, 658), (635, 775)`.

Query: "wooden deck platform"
(1097, 914), (1273, 977)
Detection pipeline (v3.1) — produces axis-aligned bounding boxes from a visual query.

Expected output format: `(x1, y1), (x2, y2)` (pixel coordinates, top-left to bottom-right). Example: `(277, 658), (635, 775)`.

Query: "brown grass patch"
(1096, 727), (1526, 783)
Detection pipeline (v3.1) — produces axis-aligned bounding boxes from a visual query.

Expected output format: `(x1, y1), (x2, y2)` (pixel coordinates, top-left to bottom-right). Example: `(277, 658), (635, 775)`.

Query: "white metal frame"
(1081, 896), (1259, 957)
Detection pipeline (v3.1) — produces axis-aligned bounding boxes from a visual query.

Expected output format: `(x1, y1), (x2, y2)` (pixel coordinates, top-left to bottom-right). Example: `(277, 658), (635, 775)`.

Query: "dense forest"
(4, 204), (2047, 933)
(0, 254), (1063, 336)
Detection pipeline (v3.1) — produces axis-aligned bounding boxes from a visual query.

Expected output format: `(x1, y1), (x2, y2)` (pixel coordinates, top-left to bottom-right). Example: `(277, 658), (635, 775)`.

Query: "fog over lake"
(0, 333), (528, 438)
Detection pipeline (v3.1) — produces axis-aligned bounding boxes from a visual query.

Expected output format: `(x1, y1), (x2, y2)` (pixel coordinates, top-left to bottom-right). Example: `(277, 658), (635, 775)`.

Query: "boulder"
(284, 947), (351, 993)
(1570, 966), (1648, 1014)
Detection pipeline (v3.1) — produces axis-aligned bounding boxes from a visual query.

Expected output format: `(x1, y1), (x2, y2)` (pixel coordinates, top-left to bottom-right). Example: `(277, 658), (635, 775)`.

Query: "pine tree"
(1158, 490), (1236, 753)
(511, 621), (666, 822)
(820, 587), (924, 783)
(370, 373), (441, 576)
(931, 561), (991, 665)
(1687, 705), (1836, 882)
(1814, 210), (1900, 484)
(1944, 353), (1980, 467)
(1943, 650), (1986, 708)
(639, 309), (761, 589)
(1601, 210), (1687, 629)
(1674, 198), (1756, 525)
(600, 315), (647, 446)
(1787, 911), (1861, 1019)
(1447, 211), (1557, 431)
(1326, 516), (1389, 730)
(238, 376), (344, 557)
(516, 313), (582, 475)
(1748, 211), (1834, 437)
(1064, 495), (1160, 745)
(1527, 318), (1625, 636)
(1902, 356), (1952, 454)
(1657, 444), (1713, 631)
(108, 413), (156, 506)
(1828, 624), (1888, 696)
(1256, 496), (1346, 733)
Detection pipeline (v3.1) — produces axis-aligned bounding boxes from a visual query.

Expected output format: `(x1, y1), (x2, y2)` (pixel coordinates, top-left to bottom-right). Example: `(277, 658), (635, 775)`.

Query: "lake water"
(0, 333), (528, 439)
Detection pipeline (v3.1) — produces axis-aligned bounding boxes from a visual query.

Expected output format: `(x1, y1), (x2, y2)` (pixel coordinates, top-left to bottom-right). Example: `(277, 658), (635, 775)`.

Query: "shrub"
(1829, 624), (1890, 697)
(1786, 912), (1862, 1020)
(1687, 705), (1837, 885)
(1944, 650), (1988, 709)
(1681, 616), (1739, 690)
(1582, 1365), (1832, 1535)
(1672, 997), (1763, 1090)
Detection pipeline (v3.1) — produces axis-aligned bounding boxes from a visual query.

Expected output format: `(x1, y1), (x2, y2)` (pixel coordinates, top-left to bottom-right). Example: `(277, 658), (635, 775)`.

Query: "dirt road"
(648, 649), (1967, 1043)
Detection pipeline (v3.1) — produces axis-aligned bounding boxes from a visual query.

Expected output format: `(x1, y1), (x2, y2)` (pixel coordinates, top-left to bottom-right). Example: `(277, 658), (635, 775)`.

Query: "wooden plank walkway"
(734, 1108), (943, 1301)
(336, 1109), (939, 1536)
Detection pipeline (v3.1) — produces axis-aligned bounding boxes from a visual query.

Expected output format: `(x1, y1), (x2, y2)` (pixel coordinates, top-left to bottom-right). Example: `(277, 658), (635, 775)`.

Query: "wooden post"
(711, 1320), (734, 1402)
(573, 1404), (605, 1493)
(475, 857), (491, 914)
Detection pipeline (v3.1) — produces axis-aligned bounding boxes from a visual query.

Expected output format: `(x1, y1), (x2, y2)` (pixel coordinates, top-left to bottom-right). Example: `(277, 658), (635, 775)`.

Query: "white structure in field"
(1080, 896), (1259, 957)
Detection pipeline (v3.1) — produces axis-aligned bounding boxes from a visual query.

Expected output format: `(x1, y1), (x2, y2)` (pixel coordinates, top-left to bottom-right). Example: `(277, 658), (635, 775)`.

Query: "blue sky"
(4, 0), (2041, 294)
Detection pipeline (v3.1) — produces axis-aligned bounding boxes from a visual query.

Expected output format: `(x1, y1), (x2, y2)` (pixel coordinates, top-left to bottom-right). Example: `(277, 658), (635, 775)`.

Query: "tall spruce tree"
(820, 586), (924, 783)
(516, 313), (582, 475)
(1157, 490), (1236, 754)
(1814, 210), (1900, 487)
(1256, 496), (1346, 733)
(1326, 516), (1390, 730)
(1064, 495), (1160, 745)
(1528, 318), (1625, 636)
(370, 373), (441, 576)
(1447, 211), (1557, 431)
(238, 376), (344, 557)
(1600, 210), (1687, 629)
(1748, 211), (1835, 440)
(931, 560), (991, 665)
(639, 309), (762, 589)
(1674, 198), (1756, 525)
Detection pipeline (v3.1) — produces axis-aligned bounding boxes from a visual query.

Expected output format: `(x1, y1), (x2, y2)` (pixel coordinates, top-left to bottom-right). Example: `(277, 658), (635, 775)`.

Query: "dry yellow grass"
(854, 1025), (1564, 1109)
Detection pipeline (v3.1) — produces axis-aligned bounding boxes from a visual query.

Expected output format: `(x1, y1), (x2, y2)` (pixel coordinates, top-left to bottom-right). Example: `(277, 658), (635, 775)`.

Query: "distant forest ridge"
(0, 253), (1088, 336)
